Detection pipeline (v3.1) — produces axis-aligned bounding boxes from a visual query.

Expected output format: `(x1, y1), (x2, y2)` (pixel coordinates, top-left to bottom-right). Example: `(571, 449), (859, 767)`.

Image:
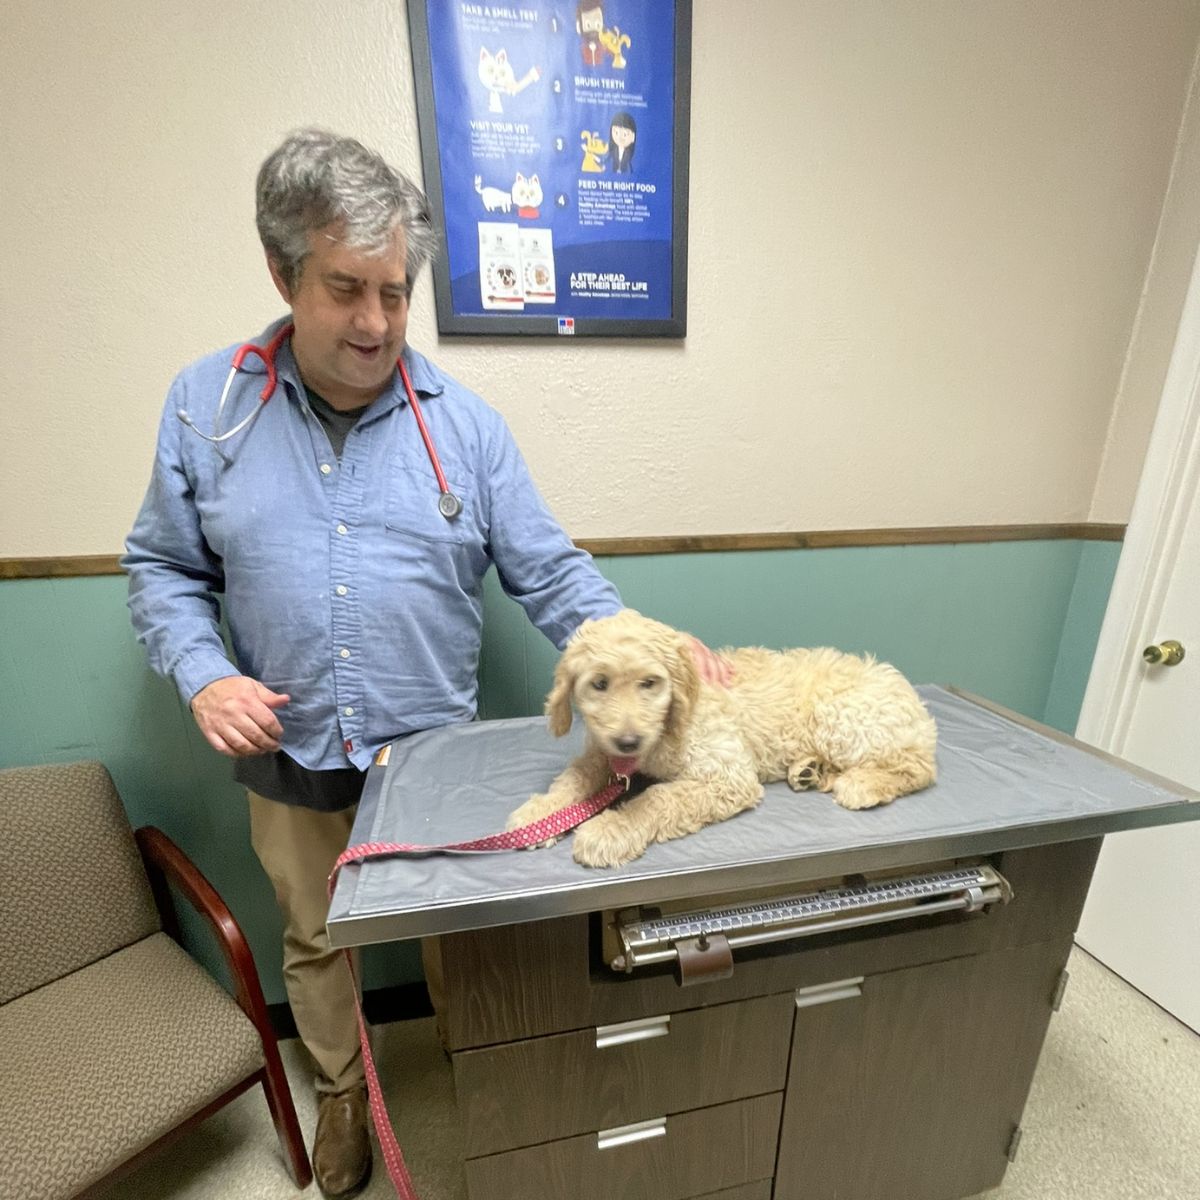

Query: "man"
(124, 129), (721, 1199)
(576, 0), (608, 66)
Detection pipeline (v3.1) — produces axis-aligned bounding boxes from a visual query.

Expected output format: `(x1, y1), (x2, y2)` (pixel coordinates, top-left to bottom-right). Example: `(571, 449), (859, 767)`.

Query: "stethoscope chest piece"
(438, 491), (464, 520)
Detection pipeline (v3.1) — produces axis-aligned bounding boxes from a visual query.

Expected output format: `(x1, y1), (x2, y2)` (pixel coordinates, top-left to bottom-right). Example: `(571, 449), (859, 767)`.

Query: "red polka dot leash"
(326, 760), (636, 1200)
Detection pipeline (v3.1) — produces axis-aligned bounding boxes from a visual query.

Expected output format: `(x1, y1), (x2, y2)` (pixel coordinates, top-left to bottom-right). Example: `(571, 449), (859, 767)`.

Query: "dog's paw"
(505, 794), (567, 848)
(831, 789), (881, 811)
(830, 778), (894, 811)
(572, 812), (647, 868)
(787, 757), (833, 792)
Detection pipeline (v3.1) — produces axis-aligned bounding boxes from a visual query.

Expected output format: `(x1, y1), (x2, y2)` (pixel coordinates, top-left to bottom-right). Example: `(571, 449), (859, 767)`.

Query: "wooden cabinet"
(435, 840), (1097, 1200)
(775, 938), (1067, 1200)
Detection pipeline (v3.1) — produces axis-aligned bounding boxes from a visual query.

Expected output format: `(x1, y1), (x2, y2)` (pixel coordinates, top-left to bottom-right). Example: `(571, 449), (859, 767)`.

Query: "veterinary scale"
(608, 864), (1013, 985)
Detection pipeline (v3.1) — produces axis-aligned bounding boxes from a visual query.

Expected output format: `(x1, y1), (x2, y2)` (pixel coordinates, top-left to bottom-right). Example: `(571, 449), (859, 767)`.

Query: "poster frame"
(406, 0), (691, 338)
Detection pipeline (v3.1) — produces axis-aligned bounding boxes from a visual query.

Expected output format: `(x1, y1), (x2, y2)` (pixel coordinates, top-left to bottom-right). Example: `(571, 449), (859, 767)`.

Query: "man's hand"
(190, 676), (291, 757)
(688, 636), (733, 687)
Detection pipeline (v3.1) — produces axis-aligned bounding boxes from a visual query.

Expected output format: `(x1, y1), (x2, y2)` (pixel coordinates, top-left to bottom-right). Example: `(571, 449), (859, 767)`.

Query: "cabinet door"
(774, 937), (1069, 1200)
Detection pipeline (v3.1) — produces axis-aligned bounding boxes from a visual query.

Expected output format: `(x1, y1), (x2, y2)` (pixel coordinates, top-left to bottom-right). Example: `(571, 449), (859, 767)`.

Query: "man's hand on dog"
(688, 636), (733, 687)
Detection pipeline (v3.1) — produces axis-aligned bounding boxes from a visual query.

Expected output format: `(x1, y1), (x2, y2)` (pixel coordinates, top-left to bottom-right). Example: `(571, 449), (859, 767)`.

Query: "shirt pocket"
(385, 465), (475, 545)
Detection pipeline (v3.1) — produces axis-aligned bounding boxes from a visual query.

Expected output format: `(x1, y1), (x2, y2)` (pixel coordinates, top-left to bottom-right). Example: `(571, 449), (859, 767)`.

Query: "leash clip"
(613, 771), (632, 793)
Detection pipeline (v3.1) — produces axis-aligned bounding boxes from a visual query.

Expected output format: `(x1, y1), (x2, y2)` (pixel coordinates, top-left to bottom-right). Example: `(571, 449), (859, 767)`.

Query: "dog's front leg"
(573, 774), (763, 868)
(506, 749), (611, 848)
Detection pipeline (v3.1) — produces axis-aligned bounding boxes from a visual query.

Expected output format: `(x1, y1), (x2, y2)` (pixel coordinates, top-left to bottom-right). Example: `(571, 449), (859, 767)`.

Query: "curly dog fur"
(506, 610), (938, 868)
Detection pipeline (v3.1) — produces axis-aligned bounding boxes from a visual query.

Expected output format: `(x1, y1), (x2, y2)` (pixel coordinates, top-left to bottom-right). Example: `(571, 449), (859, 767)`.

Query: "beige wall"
(4, 0), (1199, 555)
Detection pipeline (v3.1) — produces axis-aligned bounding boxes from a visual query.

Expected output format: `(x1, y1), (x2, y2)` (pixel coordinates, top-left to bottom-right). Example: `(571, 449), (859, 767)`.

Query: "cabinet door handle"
(597, 1117), (667, 1150)
(595, 1014), (671, 1048)
(795, 977), (864, 1009)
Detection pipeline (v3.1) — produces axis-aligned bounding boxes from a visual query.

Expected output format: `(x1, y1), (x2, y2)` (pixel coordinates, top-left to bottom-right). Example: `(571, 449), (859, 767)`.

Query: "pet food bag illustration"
(478, 222), (524, 310)
(520, 228), (556, 304)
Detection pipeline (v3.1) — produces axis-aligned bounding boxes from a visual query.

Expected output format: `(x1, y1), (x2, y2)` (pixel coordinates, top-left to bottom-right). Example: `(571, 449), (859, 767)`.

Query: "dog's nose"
(615, 735), (642, 754)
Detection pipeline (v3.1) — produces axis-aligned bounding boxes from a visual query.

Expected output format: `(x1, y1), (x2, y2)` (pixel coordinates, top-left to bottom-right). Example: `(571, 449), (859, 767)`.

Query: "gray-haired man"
(123, 128), (628, 1197)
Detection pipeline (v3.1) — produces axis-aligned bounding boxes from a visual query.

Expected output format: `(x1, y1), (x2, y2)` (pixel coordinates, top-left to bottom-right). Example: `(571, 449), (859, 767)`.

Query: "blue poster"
(410, 0), (688, 335)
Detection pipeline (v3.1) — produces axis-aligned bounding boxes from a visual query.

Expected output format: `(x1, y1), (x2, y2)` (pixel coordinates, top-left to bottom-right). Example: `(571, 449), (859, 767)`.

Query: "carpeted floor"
(98, 945), (1200, 1199)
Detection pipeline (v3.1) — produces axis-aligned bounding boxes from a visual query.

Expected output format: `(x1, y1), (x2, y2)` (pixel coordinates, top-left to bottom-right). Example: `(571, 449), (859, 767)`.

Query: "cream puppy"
(506, 610), (938, 868)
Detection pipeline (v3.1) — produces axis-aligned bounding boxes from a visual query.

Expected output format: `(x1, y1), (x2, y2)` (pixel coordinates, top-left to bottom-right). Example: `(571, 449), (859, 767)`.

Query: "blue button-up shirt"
(123, 318), (622, 771)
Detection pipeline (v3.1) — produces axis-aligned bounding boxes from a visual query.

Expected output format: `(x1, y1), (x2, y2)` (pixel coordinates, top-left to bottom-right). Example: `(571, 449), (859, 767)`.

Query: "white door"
(1075, 250), (1200, 1034)
(1075, 531), (1200, 1031)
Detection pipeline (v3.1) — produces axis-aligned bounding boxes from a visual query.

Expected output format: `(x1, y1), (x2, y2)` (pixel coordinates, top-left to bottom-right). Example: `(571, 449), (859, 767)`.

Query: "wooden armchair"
(0, 761), (311, 1198)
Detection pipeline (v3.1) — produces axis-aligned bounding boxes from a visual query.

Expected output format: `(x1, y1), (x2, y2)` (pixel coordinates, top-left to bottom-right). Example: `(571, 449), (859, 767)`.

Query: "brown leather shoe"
(313, 1085), (372, 1199)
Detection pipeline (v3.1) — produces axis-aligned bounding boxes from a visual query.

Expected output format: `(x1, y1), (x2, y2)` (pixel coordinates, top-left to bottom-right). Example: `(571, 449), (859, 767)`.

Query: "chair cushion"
(0, 933), (266, 1200)
(0, 761), (160, 1003)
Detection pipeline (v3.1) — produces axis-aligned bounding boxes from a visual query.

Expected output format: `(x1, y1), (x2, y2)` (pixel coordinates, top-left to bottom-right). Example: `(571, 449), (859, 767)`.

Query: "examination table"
(327, 686), (1199, 1200)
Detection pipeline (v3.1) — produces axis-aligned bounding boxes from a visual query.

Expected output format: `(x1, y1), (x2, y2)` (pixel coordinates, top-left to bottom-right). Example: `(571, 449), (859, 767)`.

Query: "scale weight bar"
(610, 864), (1013, 985)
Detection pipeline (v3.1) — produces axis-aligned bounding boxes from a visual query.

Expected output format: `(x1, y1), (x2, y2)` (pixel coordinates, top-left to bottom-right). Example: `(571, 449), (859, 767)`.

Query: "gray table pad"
(327, 685), (1199, 946)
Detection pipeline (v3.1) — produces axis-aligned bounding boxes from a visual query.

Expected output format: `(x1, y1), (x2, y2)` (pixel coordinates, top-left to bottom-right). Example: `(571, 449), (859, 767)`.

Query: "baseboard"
(267, 980), (435, 1039)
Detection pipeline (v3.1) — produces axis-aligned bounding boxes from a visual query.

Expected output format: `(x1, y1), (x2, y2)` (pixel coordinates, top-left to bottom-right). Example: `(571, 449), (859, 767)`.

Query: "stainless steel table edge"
(327, 804), (1200, 948)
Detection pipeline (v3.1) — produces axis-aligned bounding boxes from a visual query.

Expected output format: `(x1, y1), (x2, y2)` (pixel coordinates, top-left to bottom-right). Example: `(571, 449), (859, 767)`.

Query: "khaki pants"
(247, 791), (363, 1095)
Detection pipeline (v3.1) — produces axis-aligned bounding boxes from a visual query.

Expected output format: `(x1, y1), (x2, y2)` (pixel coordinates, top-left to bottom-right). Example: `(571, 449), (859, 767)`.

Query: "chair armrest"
(135, 826), (275, 1040)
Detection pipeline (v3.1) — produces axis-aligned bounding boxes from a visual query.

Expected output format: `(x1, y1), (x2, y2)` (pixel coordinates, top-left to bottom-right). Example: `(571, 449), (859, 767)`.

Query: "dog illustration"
(580, 130), (608, 172)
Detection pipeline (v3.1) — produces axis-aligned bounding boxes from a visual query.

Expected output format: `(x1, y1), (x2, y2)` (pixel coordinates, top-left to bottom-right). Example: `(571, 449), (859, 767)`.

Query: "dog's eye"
(591, 677), (609, 692)
(638, 677), (661, 690)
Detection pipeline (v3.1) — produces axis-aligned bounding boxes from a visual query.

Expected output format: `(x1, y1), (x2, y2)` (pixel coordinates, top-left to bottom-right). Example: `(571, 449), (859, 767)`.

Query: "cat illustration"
(475, 174), (512, 213)
(511, 172), (543, 219)
(478, 47), (541, 114)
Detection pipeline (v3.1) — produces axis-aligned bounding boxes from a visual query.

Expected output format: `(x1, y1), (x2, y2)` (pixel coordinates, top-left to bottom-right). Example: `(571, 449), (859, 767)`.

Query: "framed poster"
(407, 0), (691, 337)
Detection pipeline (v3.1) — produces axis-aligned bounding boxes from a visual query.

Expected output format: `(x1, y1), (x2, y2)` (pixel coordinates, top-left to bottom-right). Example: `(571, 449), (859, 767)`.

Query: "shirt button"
(320, 463), (332, 476)
(340, 648), (351, 659)
(336, 585), (348, 596)
(336, 523), (348, 535)
(344, 707), (355, 717)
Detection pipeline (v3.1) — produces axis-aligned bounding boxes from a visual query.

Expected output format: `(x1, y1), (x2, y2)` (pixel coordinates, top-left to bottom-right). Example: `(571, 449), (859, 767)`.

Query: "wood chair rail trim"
(1, 524), (1125, 578)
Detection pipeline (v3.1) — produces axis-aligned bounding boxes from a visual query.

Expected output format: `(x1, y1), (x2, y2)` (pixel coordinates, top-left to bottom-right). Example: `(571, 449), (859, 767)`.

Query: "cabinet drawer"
(454, 992), (793, 1156)
(464, 1092), (782, 1200)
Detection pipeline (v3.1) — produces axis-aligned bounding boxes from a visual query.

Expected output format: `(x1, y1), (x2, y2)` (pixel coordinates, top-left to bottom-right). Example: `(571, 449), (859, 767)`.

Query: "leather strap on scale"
(325, 767), (634, 1200)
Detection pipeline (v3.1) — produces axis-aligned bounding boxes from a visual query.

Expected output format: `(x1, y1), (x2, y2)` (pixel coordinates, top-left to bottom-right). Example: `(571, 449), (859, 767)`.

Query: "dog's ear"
(664, 631), (702, 741)
(545, 642), (579, 737)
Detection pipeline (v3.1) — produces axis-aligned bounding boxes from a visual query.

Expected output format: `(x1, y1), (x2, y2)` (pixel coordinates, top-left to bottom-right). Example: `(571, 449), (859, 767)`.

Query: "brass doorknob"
(1142, 640), (1185, 666)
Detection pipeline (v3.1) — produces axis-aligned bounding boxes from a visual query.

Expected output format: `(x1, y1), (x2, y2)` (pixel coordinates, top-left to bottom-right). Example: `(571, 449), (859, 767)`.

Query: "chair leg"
(259, 1040), (313, 1189)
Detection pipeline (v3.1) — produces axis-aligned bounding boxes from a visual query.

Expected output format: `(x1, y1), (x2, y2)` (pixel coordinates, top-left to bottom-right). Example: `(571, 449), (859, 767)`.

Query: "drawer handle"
(597, 1117), (667, 1150)
(595, 1014), (671, 1049)
(795, 977), (864, 1008)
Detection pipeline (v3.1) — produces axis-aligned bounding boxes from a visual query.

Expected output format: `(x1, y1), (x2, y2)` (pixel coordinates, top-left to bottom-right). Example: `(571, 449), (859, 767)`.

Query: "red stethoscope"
(176, 323), (463, 520)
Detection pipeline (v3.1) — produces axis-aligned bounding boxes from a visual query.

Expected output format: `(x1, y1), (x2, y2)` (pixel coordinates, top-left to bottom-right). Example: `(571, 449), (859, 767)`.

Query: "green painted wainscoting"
(0, 538), (1119, 1002)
